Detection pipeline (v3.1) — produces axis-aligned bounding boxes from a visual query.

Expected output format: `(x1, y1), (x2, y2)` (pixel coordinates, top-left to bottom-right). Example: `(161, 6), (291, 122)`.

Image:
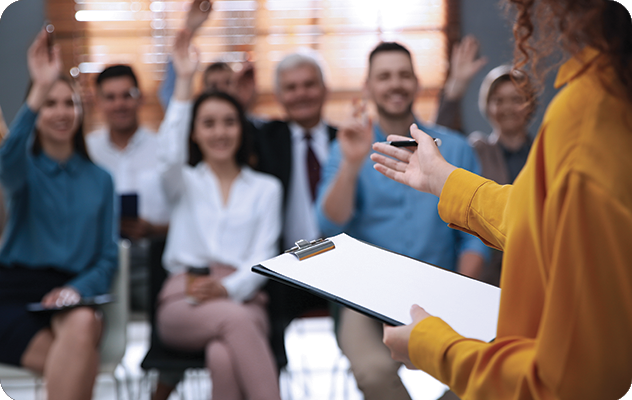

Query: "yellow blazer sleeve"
(409, 171), (632, 400)
(438, 168), (512, 251)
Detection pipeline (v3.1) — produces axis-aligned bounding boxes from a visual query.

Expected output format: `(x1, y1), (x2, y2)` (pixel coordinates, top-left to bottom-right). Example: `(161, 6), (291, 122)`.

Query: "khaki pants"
(338, 308), (412, 400)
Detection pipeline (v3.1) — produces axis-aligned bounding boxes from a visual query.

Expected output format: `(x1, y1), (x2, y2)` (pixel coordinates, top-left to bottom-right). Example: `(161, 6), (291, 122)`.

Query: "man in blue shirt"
(316, 42), (489, 400)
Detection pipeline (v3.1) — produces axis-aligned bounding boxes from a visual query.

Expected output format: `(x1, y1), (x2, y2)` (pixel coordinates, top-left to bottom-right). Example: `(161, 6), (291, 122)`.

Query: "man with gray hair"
(255, 52), (337, 370)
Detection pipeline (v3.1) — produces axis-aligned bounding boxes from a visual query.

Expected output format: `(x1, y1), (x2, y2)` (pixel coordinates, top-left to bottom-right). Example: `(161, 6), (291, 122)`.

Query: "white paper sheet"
(256, 233), (501, 342)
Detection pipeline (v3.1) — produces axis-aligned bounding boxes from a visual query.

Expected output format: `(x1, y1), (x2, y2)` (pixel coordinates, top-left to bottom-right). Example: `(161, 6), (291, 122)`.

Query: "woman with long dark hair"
(155, 29), (282, 400)
(373, 1), (632, 399)
(0, 29), (118, 400)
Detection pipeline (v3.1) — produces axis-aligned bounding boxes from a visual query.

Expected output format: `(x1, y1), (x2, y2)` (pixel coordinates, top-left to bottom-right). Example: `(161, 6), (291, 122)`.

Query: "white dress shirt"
(86, 126), (171, 225)
(283, 121), (330, 249)
(158, 100), (283, 302)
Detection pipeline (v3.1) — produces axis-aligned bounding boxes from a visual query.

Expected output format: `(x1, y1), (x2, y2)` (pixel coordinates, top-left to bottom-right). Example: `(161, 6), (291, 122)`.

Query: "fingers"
(196, 0), (212, 13)
(371, 142), (412, 164)
(370, 152), (408, 173)
(372, 160), (406, 185)
(409, 124), (435, 145)
(410, 304), (430, 322)
(42, 287), (80, 308)
(29, 29), (48, 56)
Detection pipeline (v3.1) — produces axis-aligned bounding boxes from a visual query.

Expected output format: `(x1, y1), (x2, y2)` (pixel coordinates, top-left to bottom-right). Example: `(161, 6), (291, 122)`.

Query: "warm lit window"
(49, 0), (457, 130)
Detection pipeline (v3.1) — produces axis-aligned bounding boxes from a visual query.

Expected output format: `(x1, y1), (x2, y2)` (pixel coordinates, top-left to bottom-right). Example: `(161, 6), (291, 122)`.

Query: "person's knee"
(221, 304), (257, 331)
(53, 307), (102, 347)
(206, 341), (230, 369)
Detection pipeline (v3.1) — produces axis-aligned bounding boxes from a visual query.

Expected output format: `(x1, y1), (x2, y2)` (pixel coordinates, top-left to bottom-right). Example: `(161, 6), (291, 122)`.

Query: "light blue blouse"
(0, 105), (118, 297)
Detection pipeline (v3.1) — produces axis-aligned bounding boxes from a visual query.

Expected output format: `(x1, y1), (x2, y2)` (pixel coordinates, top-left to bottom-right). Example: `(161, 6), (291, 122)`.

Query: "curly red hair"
(507, 0), (632, 102)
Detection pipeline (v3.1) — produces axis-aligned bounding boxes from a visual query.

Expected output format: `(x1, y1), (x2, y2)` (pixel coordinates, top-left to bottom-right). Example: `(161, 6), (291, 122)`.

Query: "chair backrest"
(99, 239), (131, 373)
(0, 240), (131, 381)
(147, 238), (167, 343)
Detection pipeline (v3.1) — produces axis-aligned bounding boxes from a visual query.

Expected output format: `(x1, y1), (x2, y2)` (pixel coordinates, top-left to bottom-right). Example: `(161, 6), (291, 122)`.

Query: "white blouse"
(158, 100), (283, 302)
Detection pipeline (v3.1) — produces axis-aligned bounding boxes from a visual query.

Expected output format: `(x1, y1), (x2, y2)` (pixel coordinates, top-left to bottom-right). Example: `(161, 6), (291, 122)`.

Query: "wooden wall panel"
(45, 0), (458, 132)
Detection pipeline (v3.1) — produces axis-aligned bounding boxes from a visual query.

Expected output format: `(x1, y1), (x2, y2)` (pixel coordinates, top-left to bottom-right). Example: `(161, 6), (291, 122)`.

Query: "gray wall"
(0, 0), (45, 126)
(459, 0), (557, 137)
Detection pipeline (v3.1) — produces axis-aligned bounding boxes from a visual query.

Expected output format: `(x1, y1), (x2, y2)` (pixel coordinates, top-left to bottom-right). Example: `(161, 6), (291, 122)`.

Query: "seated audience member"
(86, 64), (171, 313)
(468, 65), (534, 185)
(255, 51), (337, 370)
(316, 42), (489, 400)
(0, 29), (118, 400)
(158, 0), (266, 128)
(155, 29), (282, 400)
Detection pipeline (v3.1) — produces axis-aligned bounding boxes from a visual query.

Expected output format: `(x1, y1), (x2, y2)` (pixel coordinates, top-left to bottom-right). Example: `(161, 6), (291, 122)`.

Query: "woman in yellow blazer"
(371, 1), (632, 399)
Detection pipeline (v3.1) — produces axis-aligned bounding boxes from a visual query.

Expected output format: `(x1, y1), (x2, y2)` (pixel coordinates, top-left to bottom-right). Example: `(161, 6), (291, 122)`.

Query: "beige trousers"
(157, 269), (280, 400)
(338, 308), (412, 400)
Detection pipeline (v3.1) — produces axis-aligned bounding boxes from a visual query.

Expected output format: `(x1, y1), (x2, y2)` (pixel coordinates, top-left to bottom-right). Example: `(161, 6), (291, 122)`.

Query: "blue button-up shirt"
(0, 105), (118, 297)
(316, 121), (489, 271)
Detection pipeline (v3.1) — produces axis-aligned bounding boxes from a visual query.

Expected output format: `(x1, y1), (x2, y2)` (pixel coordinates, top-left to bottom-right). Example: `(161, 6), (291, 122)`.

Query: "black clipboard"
(26, 294), (114, 312)
(252, 234), (501, 341)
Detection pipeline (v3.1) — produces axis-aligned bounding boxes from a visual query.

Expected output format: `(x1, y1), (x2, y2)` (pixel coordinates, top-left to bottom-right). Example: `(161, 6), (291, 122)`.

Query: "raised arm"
(158, 0), (212, 108)
(157, 29), (199, 203)
(320, 100), (373, 225)
(435, 35), (487, 131)
(0, 28), (62, 193)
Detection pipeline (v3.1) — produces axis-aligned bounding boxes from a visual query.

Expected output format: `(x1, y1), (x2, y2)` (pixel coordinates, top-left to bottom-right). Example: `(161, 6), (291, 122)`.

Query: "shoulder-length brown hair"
(31, 76), (91, 162)
(507, 0), (632, 102)
(187, 91), (252, 167)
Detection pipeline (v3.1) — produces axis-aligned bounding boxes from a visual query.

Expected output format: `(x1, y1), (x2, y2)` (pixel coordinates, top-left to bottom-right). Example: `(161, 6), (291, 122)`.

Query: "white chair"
(0, 240), (131, 399)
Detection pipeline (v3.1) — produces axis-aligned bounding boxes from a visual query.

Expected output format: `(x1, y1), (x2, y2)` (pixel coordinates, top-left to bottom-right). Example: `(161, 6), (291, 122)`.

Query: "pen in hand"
(384, 138), (442, 148)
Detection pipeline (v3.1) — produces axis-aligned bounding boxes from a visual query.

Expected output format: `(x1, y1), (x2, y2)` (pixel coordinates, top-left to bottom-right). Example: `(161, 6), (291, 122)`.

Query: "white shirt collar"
(288, 120), (328, 142)
(106, 127), (149, 153)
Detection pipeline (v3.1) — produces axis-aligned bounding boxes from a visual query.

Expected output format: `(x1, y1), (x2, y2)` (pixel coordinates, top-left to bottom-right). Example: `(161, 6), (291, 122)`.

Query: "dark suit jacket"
(253, 119), (337, 370)
(254, 120), (337, 208)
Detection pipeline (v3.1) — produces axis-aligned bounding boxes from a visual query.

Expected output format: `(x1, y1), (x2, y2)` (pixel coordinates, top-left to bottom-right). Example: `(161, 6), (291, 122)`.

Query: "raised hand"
(26, 27), (63, 111)
(370, 124), (456, 197)
(338, 98), (373, 169)
(444, 35), (488, 101)
(172, 28), (200, 101)
(185, 0), (212, 32)
(382, 305), (431, 369)
(172, 29), (199, 79)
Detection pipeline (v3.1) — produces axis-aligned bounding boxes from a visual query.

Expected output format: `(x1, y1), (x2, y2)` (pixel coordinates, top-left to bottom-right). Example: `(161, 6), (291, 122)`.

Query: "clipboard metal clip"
(284, 238), (335, 261)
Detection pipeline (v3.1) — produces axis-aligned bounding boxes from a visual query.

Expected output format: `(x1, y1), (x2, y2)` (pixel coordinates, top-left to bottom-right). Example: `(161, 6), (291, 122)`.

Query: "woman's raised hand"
(26, 28), (63, 111)
(172, 28), (200, 101)
(370, 124), (456, 197)
(172, 28), (200, 79)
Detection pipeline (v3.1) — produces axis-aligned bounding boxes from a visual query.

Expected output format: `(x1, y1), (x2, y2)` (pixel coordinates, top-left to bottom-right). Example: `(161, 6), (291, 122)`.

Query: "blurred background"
(0, 0), (556, 136)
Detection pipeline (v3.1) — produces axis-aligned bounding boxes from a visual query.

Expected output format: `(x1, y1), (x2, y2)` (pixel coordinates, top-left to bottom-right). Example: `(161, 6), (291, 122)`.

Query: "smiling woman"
(152, 29), (283, 400)
(0, 29), (118, 400)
